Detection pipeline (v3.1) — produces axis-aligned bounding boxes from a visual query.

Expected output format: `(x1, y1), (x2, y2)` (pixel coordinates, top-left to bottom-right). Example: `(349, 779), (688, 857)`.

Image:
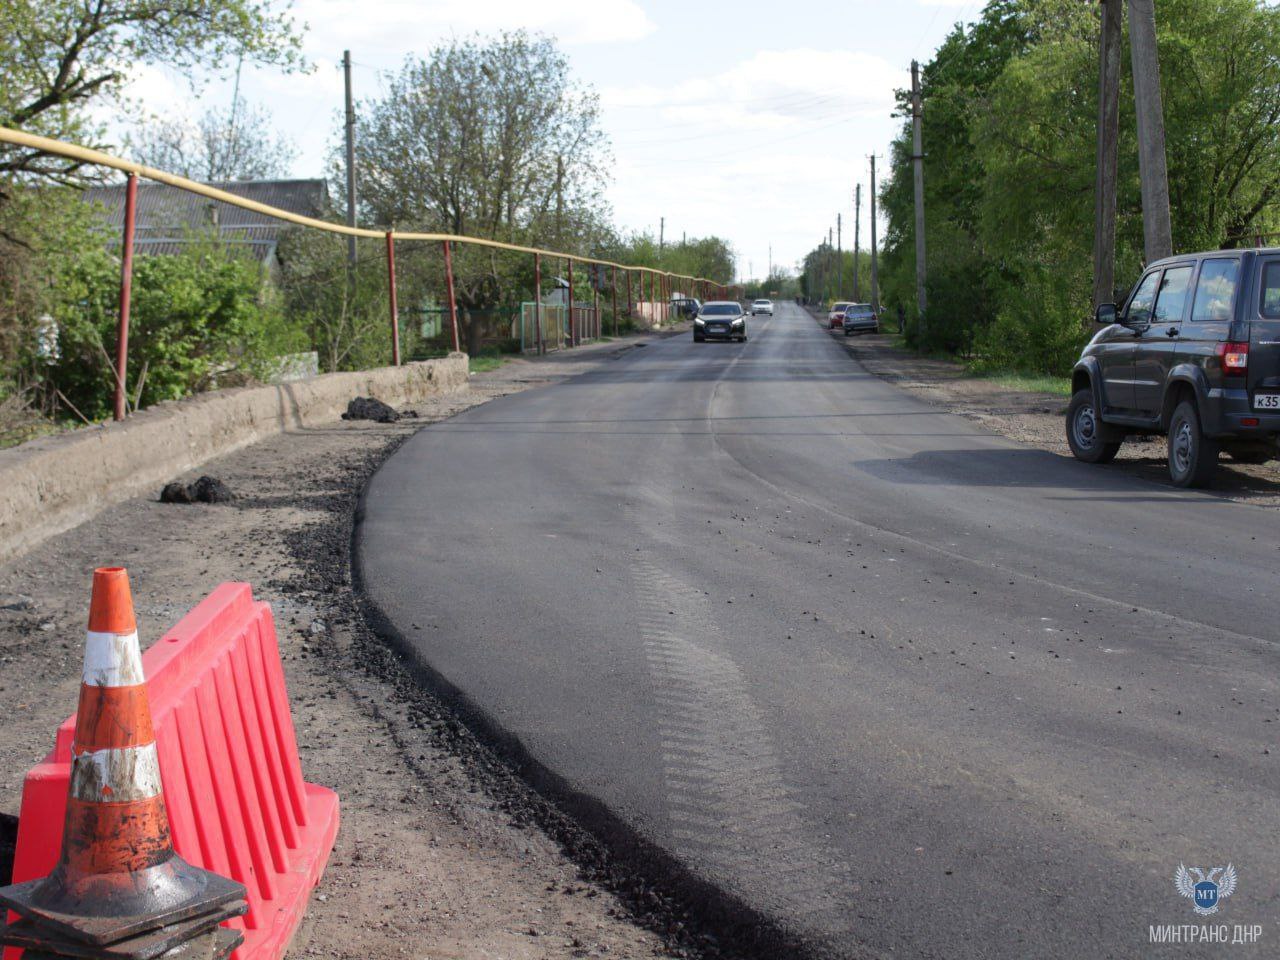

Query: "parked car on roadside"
(693, 301), (748, 342)
(1068, 247), (1280, 487)
(670, 297), (701, 319)
(842, 304), (878, 335)
(752, 299), (774, 316)
(827, 302), (852, 329)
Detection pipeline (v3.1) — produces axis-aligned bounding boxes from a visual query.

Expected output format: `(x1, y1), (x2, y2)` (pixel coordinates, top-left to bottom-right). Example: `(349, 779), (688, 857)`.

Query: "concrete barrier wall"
(0, 354), (470, 561)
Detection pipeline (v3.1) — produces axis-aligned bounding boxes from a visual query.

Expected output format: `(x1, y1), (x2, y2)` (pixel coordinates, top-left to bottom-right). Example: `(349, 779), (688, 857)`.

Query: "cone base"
(0, 857), (245, 946)
(17, 925), (242, 960)
(0, 901), (246, 960)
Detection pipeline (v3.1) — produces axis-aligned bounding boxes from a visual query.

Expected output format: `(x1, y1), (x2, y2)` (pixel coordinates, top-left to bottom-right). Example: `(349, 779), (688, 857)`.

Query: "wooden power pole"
(853, 184), (861, 302)
(1128, 0), (1172, 262)
(836, 213), (843, 301)
(869, 155), (879, 316)
(911, 60), (927, 338)
(1093, 0), (1122, 310)
(828, 227), (835, 302)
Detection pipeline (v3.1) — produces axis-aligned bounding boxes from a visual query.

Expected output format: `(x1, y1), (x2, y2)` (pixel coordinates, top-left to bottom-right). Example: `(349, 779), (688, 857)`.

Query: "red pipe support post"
(113, 172), (139, 421)
(386, 232), (401, 366)
(534, 253), (544, 355)
(567, 258), (576, 347)
(611, 267), (619, 337)
(443, 239), (461, 354)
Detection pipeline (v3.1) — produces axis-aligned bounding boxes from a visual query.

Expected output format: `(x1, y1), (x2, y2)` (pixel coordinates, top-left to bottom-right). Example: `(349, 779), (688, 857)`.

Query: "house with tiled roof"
(82, 179), (330, 274)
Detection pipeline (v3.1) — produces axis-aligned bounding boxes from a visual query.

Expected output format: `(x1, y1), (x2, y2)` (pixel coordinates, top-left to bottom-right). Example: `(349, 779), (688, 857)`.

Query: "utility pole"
(768, 243), (773, 279)
(853, 183), (861, 302)
(342, 51), (357, 280)
(1093, 0), (1122, 310)
(659, 217), (665, 253)
(911, 60), (927, 339)
(1128, 0), (1172, 262)
(869, 155), (879, 317)
(836, 212), (843, 301)
(828, 227), (834, 302)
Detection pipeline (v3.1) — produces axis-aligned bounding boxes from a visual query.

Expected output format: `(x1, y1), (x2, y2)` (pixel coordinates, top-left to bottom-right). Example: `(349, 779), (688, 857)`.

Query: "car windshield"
(833, 303), (851, 311)
(754, 300), (770, 305)
(701, 304), (741, 316)
(847, 305), (873, 316)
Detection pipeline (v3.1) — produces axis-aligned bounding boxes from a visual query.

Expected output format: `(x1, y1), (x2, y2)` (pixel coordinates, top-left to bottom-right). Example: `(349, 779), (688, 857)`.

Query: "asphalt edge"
(348, 440), (837, 960)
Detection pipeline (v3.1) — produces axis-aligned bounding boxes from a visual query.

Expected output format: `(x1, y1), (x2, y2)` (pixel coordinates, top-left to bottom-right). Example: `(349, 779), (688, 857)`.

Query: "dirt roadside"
(828, 324), (1280, 505)
(0, 328), (717, 960)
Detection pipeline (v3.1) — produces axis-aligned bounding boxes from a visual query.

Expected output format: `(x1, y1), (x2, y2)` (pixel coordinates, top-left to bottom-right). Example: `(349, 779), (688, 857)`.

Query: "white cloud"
(599, 45), (905, 278)
(293, 0), (655, 52)
(603, 47), (897, 139)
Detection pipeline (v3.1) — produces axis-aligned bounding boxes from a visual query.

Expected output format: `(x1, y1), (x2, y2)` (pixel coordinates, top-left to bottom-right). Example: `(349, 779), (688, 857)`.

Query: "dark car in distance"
(1068, 248), (1280, 487)
(671, 297), (701, 320)
(694, 301), (748, 342)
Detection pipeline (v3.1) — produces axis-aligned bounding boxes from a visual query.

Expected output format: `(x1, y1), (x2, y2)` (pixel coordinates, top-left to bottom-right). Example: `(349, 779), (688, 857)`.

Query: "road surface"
(357, 303), (1279, 958)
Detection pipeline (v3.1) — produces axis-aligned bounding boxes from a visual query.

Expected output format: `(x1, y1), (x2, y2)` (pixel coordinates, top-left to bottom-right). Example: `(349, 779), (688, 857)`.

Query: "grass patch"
(468, 355), (508, 374)
(973, 369), (1072, 396)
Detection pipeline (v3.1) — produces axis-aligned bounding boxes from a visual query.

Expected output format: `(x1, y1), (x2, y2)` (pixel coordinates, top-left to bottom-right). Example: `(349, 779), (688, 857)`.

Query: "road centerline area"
(357, 303), (1280, 959)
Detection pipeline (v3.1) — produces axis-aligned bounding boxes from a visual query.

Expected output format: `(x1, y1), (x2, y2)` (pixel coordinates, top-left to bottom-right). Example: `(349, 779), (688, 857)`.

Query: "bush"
(971, 263), (1091, 376)
(49, 237), (304, 420)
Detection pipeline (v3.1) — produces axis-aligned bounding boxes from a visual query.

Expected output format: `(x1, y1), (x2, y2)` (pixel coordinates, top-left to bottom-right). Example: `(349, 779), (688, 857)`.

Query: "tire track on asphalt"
(627, 535), (859, 949)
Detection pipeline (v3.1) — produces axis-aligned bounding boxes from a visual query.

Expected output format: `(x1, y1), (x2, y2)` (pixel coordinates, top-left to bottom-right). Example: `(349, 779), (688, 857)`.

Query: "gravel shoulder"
(833, 327), (1280, 505)
(0, 328), (708, 960)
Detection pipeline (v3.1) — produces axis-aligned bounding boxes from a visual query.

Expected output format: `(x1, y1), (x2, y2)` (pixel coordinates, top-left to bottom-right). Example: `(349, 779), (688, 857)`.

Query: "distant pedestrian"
(896, 304), (905, 333)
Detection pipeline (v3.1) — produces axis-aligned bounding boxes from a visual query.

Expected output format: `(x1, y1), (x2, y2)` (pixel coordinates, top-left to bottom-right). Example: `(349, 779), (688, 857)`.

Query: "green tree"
(128, 95), (297, 182)
(0, 0), (305, 411)
(880, 0), (1280, 373)
(0, 0), (303, 189)
(276, 230), (419, 372)
(351, 30), (611, 341)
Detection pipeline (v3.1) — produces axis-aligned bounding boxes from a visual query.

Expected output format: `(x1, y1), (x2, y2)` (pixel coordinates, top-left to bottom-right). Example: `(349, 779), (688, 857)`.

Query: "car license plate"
(1254, 393), (1280, 410)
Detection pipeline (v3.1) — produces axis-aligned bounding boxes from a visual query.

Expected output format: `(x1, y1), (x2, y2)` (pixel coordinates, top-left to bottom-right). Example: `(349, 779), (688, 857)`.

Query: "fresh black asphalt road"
(357, 303), (1279, 959)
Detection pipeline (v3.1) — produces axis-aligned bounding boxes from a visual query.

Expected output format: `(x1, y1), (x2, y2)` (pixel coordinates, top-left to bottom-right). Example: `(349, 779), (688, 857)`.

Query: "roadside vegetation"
(798, 0), (1280, 379)
(0, 7), (734, 440)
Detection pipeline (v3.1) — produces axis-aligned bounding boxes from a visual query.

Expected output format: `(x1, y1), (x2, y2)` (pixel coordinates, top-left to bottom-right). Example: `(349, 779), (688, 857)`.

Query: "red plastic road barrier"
(5, 583), (339, 960)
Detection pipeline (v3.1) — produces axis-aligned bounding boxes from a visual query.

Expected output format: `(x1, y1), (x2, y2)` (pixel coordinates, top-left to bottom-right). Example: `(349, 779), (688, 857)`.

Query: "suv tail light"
(1216, 340), (1249, 375)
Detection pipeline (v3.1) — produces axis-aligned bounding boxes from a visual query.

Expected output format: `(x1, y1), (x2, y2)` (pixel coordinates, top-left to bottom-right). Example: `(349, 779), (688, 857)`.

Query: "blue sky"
(120, 0), (983, 280)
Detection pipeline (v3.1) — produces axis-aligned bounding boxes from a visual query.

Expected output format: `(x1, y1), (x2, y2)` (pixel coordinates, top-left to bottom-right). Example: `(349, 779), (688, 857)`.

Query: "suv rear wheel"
(1167, 400), (1219, 487)
(1066, 390), (1121, 464)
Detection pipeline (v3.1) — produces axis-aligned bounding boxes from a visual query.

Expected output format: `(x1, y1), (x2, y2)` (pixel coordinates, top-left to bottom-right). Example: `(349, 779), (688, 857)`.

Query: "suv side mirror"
(1095, 303), (1118, 325)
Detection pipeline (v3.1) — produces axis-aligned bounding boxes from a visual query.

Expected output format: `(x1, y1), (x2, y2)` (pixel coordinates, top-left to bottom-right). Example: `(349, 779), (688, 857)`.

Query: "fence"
(0, 126), (744, 422)
(516, 301), (609, 353)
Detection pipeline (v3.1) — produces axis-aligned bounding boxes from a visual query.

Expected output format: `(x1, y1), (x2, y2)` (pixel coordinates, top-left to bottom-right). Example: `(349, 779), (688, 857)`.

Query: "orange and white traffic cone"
(0, 568), (244, 953)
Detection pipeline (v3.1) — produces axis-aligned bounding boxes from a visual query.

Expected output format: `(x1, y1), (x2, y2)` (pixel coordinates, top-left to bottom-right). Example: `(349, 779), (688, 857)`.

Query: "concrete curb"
(0, 354), (469, 561)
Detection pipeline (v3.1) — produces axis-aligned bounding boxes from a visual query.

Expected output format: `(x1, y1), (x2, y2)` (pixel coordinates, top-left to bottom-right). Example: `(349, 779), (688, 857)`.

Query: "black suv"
(1068, 248), (1280, 486)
